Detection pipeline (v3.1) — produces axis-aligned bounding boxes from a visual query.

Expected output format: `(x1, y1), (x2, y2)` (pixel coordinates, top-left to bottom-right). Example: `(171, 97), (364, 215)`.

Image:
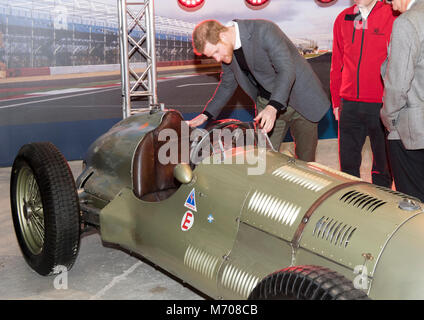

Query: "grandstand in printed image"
(0, 0), (321, 79)
(0, 0), (197, 74)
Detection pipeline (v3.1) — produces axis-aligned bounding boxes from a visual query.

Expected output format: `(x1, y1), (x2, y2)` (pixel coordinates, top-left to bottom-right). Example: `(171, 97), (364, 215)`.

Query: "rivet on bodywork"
(362, 253), (374, 261)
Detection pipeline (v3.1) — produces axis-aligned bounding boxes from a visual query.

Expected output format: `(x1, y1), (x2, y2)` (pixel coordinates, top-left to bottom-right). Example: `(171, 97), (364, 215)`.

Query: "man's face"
(203, 39), (233, 64)
(354, 0), (376, 7)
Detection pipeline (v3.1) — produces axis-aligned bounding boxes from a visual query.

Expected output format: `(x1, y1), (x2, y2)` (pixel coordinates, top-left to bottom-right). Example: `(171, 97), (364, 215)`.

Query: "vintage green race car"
(9, 109), (424, 300)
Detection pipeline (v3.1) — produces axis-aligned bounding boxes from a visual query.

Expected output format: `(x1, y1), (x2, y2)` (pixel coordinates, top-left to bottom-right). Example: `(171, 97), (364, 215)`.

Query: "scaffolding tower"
(117, 0), (159, 118)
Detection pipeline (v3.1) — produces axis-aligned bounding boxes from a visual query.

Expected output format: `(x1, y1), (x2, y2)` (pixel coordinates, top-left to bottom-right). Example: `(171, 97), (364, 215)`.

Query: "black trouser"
(339, 100), (392, 187)
(388, 139), (424, 202)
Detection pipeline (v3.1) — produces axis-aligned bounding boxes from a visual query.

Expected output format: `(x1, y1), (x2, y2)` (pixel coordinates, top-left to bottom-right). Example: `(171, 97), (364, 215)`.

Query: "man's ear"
(219, 31), (228, 43)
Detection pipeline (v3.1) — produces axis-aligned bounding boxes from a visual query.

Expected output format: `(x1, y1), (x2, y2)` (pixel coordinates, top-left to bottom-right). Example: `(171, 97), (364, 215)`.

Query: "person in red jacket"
(330, 0), (397, 187)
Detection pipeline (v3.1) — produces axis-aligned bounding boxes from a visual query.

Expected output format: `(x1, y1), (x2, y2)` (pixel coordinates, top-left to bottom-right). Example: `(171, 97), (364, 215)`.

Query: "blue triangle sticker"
(184, 188), (197, 212)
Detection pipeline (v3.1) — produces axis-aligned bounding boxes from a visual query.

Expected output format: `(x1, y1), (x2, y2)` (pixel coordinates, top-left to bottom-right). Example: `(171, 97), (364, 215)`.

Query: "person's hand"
(391, 0), (411, 13)
(333, 107), (340, 121)
(187, 113), (208, 127)
(254, 105), (277, 133)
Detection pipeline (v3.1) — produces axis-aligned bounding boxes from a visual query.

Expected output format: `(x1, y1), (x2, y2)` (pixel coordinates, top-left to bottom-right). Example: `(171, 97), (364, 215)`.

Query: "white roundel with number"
(181, 211), (194, 231)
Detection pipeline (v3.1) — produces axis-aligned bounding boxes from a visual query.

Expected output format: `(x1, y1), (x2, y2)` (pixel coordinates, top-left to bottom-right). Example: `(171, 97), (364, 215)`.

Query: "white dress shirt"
(226, 21), (241, 49)
(358, 0), (378, 20)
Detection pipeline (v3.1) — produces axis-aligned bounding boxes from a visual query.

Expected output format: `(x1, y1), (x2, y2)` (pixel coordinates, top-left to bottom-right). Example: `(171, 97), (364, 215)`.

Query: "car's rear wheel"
(248, 265), (370, 300)
(10, 142), (81, 276)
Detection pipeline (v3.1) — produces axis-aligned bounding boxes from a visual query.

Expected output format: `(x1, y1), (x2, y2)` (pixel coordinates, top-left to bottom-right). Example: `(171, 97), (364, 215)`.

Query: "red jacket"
(330, 1), (397, 108)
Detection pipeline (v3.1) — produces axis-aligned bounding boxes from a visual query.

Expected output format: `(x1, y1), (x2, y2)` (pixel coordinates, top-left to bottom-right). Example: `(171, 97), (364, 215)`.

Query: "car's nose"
(369, 211), (424, 299)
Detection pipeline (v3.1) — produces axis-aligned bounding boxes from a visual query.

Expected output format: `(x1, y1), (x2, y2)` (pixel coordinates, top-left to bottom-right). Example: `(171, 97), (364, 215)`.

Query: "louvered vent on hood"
(313, 216), (357, 248)
(220, 263), (261, 299)
(247, 190), (301, 226)
(339, 190), (386, 212)
(272, 165), (332, 192)
(375, 186), (422, 203)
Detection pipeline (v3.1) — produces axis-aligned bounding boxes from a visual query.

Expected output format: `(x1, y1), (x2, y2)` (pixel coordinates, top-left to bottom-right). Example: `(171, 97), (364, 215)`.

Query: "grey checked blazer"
(381, 0), (424, 150)
(203, 19), (331, 122)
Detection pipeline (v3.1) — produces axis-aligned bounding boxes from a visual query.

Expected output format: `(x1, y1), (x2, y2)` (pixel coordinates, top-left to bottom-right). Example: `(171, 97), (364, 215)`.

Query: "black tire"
(10, 142), (81, 276)
(248, 265), (370, 300)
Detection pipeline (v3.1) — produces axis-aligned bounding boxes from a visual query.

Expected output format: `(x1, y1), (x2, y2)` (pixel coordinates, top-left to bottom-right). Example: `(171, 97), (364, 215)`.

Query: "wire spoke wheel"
(16, 165), (45, 255)
(10, 142), (81, 276)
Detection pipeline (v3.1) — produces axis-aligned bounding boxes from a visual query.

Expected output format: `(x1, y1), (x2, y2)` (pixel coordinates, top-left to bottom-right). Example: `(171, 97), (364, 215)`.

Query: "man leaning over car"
(187, 19), (330, 162)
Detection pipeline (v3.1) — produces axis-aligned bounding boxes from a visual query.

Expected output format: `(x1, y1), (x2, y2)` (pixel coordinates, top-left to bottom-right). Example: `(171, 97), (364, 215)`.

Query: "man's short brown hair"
(192, 20), (228, 56)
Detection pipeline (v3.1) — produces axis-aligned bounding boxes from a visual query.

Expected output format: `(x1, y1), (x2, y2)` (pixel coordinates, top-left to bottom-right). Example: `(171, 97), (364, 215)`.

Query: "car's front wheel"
(10, 142), (81, 276)
(248, 265), (369, 300)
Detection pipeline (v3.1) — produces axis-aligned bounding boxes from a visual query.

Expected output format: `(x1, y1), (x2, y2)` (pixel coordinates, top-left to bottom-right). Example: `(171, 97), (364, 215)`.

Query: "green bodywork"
(77, 110), (424, 300)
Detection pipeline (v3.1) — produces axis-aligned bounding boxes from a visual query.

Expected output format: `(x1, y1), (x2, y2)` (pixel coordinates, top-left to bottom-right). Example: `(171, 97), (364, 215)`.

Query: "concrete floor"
(0, 138), (374, 300)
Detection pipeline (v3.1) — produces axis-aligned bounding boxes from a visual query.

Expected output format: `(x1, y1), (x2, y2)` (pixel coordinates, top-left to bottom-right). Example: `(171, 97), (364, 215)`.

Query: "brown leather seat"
(132, 111), (190, 202)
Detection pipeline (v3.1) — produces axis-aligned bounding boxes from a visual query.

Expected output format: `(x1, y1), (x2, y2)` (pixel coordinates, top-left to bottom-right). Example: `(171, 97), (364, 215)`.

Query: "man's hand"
(254, 105), (278, 133)
(187, 113), (208, 127)
(391, 0), (412, 13)
(333, 107), (340, 121)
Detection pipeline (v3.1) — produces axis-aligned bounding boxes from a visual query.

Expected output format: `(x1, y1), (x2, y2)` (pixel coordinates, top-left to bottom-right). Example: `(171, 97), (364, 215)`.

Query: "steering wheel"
(189, 119), (267, 165)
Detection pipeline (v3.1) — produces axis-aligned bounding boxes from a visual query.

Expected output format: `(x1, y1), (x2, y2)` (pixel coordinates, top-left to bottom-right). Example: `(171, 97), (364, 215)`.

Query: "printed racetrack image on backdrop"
(0, 0), (341, 166)
(3, 0), (424, 304)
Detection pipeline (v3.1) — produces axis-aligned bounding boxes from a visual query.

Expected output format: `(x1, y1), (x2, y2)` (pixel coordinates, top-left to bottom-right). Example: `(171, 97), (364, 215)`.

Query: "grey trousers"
(256, 96), (318, 162)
